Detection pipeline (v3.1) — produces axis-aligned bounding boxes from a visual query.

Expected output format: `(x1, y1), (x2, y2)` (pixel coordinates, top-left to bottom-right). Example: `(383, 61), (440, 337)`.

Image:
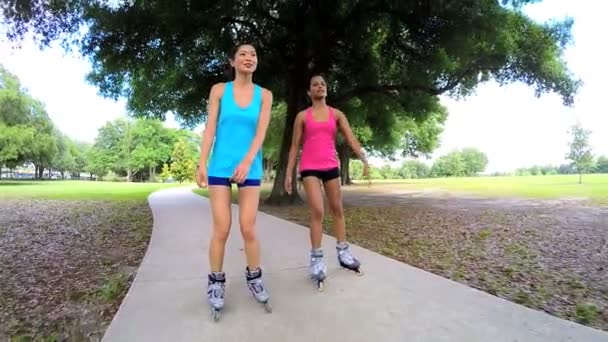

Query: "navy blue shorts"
(207, 176), (261, 188)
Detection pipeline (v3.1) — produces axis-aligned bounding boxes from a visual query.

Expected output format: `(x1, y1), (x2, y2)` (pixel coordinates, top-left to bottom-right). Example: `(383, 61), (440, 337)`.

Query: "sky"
(0, 0), (605, 174)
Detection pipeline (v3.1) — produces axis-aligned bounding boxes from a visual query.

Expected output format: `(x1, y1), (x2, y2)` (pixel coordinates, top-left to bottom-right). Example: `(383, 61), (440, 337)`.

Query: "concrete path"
(102, 187), (608, 342)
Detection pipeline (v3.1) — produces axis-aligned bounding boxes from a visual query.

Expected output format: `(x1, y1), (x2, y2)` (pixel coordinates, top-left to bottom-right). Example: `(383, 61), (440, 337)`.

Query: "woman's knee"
(239, 210), (257, 242)
(240, 221), (257, 242)
(310, 204), (324, 222)
(212, 224), (231, 244)
(328, 199), (343, 217)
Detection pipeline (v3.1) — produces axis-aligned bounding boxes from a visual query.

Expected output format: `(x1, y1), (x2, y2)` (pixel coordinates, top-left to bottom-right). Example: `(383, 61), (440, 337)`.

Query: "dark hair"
(229, 43), (256, 60)
(225, 43), (256, 79)
(308, 73), (326, 88)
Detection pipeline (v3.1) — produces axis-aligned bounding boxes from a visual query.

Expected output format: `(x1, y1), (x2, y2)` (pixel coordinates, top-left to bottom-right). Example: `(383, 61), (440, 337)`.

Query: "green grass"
(97, 272), (130, 302)
(0, 180), (187, 200)
(354, 174), (608, 204)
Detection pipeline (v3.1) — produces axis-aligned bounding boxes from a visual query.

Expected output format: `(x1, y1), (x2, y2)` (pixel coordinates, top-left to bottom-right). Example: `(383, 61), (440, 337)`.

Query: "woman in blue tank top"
(196, 43), (273, 319)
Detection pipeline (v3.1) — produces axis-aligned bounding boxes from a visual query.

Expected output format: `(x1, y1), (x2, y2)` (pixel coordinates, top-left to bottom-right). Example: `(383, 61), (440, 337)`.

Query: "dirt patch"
(259, 187), (608, 331)
(0, 200), (153, 341)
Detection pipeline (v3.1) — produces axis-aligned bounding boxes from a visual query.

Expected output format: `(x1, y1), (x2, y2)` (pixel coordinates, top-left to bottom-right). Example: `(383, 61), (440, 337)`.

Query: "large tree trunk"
(337, 142), (352, 185)
(266, 72), (308, 205)
(127, 167), (132, 182)
(266, 94), (303, 205)
(36, 165), (44, 179)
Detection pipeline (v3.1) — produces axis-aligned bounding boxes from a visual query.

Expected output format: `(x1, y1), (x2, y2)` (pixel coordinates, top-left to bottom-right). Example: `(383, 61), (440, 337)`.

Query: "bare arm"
(336, 109), (368, 164)
(198, 83), (224, 168)
(286, 111), (306, 177)
(242, 88), (273, 163)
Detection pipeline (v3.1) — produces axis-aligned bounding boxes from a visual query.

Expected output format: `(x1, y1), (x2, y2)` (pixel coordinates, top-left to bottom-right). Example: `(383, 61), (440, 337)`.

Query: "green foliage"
(574, 303), (600, 324)
(263, 102), (287, 164)
(398, 160), (431, 179)
(170, 139), (195, 183)
(159, 163), (172, 182)
(432, 151), (466, 177)
(0, 65), (58, 174)
(596, 156), (608, 174)
(566, 123), (594, 184)
(97, 272), (130, 302)
(430, 148), (489, 177)
(460, 148), (489, 176)
(1, 63), (205, 183)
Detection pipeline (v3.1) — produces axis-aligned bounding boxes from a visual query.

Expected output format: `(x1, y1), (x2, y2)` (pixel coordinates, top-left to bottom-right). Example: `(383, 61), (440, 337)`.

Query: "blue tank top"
(207, 81), (264, 180)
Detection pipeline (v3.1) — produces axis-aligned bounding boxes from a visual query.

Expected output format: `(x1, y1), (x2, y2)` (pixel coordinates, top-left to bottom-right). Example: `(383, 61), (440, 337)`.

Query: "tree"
(159, 163), (172, 182)
(399, 160), (431, 179)
(170, 139), (195, 183)
(432, 151), (465, 177)
(52, 132), (76, 179)
(0, 65), (43, 171)
(566, 123), (594, 184)
(69, 141), (91, 179)
(1, 0), (580, 203)
(27, 101), (58, 179)
(460, 148), (489, 176)
(595, 156), (608, 174)
(262, 102), (287, 180)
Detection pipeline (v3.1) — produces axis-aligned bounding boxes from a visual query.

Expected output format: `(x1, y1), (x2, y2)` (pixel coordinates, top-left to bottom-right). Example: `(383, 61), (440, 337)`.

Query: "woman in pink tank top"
(285, 74), (370, 290)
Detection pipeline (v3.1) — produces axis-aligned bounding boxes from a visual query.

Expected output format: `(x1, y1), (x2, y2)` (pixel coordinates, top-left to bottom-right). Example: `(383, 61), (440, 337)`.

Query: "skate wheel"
(263, 302), (273, 313)
(212, 308), (222, 322)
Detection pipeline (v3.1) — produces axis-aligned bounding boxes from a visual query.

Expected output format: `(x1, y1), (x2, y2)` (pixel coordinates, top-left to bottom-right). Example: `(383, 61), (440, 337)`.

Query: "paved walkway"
(102, 187), (608, 342)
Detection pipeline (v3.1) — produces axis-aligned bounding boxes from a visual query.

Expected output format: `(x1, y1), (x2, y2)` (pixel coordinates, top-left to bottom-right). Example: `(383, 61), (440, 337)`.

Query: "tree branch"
(333, 84), (441, 106)
(333, 59), (483, 106)
(221, 17), (270, 48)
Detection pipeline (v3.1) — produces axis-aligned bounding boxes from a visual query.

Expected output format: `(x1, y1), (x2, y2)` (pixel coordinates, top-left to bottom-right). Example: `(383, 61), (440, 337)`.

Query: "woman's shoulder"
(210, 82), (228, 98)
(329, 106), (345, 119)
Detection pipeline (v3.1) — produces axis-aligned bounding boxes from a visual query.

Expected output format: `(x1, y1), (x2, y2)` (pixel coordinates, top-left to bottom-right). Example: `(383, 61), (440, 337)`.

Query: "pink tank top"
(299, 106), (340, 172)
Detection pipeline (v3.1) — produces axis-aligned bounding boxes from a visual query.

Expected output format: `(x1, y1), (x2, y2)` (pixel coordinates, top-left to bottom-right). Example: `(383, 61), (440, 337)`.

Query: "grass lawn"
(0, 180), (188, 200)
(352, 174), (608, 204)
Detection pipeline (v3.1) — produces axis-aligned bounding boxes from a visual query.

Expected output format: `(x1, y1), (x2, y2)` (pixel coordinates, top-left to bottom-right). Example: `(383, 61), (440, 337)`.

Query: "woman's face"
(231, 44), (258, 74)
(309, 76), (327, 99)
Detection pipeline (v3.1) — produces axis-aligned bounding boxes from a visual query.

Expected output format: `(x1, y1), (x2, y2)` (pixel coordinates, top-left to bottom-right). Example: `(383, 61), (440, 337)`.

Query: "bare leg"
(207, 185), (232, 316)
(303, 176), (325, 249)
(303, 176), (327, 286)
(237, 185), (261, 268)
(238, 185), (271, 307)
(323, 177), (362, 273)
(208, 185), (232, 272)
(322, 177), (346, 242)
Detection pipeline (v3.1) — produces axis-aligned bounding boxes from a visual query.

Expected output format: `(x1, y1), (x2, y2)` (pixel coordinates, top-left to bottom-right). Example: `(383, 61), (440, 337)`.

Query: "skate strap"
(208, 274), (226, 283)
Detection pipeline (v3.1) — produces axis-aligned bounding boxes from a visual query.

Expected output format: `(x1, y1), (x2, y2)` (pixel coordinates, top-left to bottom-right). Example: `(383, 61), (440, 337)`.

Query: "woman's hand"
(231, 159), (252, 184)
(196, 165), (208, 188)
(285, 174), (293, 194)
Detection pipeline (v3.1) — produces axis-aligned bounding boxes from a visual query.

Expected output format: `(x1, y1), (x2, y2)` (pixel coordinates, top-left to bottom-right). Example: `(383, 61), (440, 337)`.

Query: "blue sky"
(0, 0), (605, 173)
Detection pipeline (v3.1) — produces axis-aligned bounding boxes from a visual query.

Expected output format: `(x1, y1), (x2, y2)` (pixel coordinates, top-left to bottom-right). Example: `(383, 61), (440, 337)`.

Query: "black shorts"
(299, 167), (340, 183)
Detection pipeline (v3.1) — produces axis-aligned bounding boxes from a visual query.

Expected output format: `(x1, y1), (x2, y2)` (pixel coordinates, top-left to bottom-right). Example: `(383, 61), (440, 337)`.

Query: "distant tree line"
(514, 156), (608, 176)
(348, 148), (489, 180)
(1, 65), (199, 183)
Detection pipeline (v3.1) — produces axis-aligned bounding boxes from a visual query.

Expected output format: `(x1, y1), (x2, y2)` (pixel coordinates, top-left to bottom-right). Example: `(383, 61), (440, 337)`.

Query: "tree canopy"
(1, 0), (580, 203)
